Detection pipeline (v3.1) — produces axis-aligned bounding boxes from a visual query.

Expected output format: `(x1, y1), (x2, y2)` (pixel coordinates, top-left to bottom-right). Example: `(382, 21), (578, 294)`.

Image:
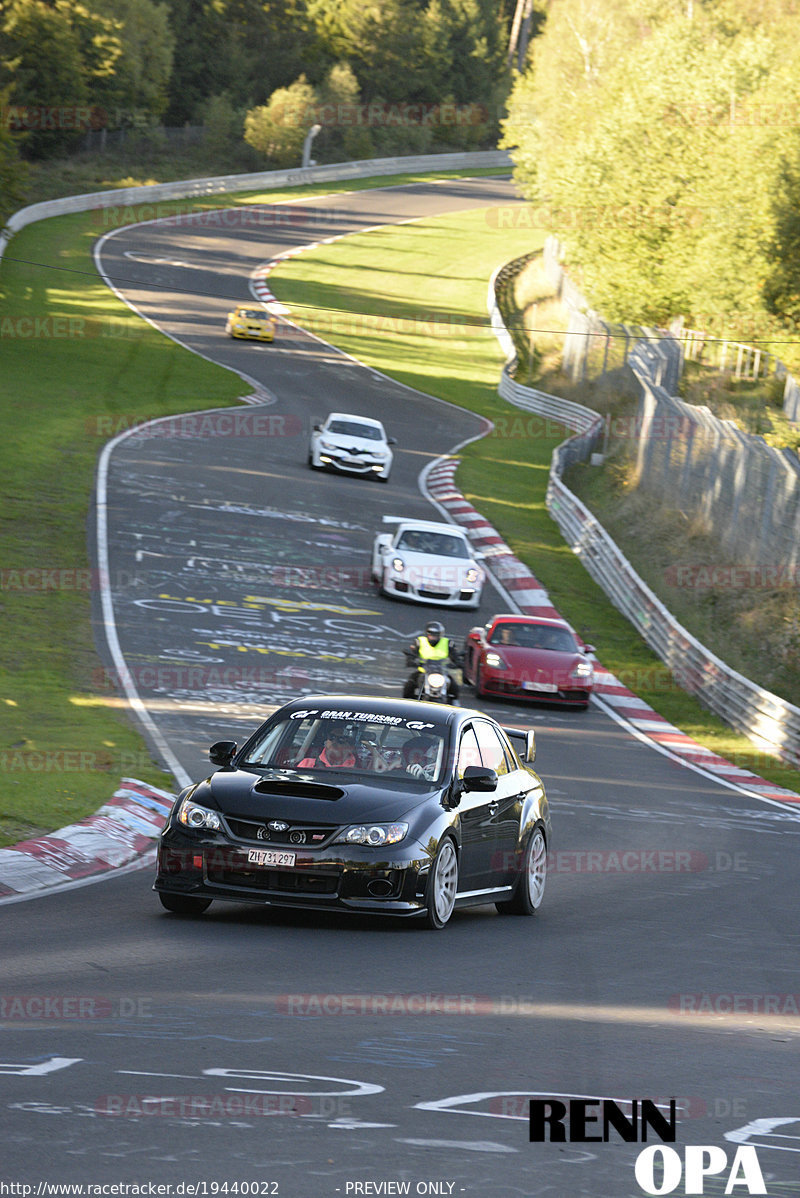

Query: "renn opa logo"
(529, 1099), (766, 1195)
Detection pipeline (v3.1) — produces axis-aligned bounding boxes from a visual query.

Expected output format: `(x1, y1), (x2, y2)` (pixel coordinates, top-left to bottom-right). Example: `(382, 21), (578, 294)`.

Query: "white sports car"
(309, 412), (395, 482)
(371, 518), (485, 609)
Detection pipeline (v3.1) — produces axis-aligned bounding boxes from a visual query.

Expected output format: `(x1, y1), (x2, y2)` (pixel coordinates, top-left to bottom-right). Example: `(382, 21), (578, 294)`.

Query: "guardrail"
(0, 150), (512, 265)
(489, 266), (800, 770)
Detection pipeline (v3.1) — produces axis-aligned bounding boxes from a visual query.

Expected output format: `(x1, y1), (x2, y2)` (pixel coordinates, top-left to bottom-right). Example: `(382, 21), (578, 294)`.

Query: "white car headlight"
(571, 661), (594, 679)
(465, 567), (480, 583)
(392, 557), (405, 573)
(319, 439), (337, 451)
(334, 823), (408, 847)
(177, 797), (221, 830)
(485, 652), (508, 670)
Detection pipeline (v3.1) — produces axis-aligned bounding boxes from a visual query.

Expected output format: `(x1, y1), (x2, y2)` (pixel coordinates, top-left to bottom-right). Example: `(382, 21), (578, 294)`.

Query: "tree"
(0, 85), (27, 232)
(0, 0), (121, 155)
(92, 0), (175, 123)
(244, 74), (319, 166)
(502, 0), (800, 334)
(162, 0), (317, 124)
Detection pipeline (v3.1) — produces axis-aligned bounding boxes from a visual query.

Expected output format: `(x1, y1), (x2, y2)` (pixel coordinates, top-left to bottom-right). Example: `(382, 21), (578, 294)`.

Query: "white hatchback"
(309, 412), (395, 482)
(371, 518), (485, 609)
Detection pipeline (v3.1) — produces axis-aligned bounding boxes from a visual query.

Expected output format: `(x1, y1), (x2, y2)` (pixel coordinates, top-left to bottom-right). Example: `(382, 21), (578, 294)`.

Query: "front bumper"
(230, 325), (274, 341)
(479, 670), (592, 704)
(382, 574), (481, 608)
(155, 828), (433, 916)
(317, 451), (389, 477)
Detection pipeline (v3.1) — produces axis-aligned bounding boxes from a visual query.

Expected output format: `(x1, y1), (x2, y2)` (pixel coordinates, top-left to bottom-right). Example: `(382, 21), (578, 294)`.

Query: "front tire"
(158, 892), (212, 916)
(496, 827), (547, 916)
(425, 837), (459, 929)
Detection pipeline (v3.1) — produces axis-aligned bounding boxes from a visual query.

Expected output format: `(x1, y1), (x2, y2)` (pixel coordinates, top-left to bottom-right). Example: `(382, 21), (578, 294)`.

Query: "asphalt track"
(1, 178), (799, 1197)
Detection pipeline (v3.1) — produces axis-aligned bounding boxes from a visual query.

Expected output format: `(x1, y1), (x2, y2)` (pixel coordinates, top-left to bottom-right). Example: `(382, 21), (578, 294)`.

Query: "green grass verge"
(267, 207), (800, 796)
(0, 167), (509, 848)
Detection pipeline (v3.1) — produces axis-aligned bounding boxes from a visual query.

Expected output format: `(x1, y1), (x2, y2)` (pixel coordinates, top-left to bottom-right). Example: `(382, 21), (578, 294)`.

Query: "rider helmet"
(425, 620), (445, 646)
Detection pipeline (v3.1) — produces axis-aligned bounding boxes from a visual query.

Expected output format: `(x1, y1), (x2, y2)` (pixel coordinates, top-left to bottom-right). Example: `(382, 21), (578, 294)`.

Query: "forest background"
(5, 0), (800, 363)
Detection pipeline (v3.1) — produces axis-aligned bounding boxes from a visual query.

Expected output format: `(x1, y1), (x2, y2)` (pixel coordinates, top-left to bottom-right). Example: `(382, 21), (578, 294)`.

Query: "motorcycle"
(405, 655), (454, 703)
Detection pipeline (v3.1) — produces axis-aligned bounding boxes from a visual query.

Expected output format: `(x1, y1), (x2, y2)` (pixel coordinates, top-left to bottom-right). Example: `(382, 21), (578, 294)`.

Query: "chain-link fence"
(633, 374), (800, 572)
(542, 237), (683, 393)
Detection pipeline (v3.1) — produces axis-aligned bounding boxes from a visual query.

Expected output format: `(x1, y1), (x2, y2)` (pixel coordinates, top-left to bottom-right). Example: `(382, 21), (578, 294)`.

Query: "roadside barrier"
(487, 264), (800, 771)
(0, 151), (511, 264)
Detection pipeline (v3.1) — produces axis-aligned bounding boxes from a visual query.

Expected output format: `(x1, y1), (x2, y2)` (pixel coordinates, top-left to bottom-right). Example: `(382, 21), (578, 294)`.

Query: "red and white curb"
(0, 779), (174, 902)
(425, 458), (800, 808)
(251, 235), (356, 314)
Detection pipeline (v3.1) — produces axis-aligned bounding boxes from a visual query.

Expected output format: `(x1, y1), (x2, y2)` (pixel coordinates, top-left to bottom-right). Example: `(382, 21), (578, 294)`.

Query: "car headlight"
(333, 823), (408, 847)
(392, 557), (405, 573)
(177, 797), (221, 831)
(319, 439), (337, 451)
(465, 567), (480, 583)
(571, 661), (594, 679)
(484, 652), (508, 669)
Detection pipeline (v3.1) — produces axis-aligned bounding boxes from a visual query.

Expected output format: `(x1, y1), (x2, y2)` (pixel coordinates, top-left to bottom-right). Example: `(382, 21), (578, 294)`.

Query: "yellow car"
(225, 304), (276, 342)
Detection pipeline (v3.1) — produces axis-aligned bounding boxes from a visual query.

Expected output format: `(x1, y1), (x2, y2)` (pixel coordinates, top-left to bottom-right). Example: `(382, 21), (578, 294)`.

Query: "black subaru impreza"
(154, 694), (550, 930)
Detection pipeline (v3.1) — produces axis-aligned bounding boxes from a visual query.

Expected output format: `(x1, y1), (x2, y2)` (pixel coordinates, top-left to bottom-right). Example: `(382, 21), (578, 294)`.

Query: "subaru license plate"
(247, 848), (296, 867)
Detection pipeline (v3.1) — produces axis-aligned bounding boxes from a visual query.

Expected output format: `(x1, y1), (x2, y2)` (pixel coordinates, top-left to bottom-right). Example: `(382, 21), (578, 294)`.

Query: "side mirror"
(313, 422), (322, 432)
(583, 644), (596, 655)
(461, 765), (498, 793)
(209, 740), (237, 768)
(387, 437), (397, 446)
(502, 726), (536, 764)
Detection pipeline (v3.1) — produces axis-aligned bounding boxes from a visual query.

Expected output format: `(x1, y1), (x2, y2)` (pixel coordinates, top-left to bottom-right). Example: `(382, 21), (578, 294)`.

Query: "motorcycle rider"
(403, 620), (461, 703)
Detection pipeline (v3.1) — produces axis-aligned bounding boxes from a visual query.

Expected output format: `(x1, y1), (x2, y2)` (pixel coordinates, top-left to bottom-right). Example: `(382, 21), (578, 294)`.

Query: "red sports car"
(463, 614), (595, 707)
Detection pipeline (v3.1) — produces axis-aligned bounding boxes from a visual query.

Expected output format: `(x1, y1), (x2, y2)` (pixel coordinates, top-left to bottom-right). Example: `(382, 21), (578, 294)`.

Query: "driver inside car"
(364, 734), (439, 778)
(297, 727), (357, 769)
(399, 735), (439, 779)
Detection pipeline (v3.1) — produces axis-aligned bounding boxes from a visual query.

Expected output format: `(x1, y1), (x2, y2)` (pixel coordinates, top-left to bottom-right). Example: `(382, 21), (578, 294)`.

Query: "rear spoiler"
(502, 726), (536, 764)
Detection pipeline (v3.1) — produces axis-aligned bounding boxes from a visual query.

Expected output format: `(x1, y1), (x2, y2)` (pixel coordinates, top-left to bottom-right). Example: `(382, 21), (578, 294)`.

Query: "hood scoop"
(252, 776), (344, 801)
